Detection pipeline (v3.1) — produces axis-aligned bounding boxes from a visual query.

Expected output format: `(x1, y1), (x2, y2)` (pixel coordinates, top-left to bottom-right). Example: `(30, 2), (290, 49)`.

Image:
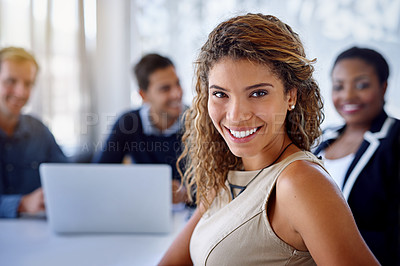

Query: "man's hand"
(18, 187), (45, 214)
(172, 180), (187, 204)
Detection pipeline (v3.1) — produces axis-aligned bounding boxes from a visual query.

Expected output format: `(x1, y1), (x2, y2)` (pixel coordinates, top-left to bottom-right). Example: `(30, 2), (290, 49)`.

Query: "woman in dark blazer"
(314, 46), (400, 265)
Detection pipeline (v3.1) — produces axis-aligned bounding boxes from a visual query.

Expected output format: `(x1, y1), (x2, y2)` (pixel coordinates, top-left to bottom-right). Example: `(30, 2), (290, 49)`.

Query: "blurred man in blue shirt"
(93, 54), (187, 204)
(0, 47), (67, 218)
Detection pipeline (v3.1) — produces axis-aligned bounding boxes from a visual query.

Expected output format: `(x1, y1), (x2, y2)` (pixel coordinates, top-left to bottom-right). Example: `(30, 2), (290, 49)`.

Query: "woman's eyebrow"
(353, 75), (370, 82)
(244, 83), (274, 90)
(209, 83), (273, 91)
(209, 85), (227, 91)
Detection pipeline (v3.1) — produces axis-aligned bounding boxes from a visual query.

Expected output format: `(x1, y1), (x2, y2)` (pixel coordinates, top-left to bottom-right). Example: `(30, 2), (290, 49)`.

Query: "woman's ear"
(381, 81), (387, 95)
(287, 88), (298, 111)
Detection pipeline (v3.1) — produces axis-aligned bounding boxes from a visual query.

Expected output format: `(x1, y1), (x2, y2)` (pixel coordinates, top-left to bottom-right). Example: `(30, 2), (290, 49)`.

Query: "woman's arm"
(276, 160), (379, 265)
(158, 207), (203, 265)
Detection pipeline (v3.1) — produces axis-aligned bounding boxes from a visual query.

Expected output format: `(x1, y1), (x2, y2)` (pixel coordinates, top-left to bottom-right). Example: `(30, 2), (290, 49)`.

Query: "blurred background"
(0, 0), (399, 158)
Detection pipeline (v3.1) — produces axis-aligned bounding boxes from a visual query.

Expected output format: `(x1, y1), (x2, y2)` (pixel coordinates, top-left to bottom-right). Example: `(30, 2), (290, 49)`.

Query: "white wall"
(92, 0), (132, 145)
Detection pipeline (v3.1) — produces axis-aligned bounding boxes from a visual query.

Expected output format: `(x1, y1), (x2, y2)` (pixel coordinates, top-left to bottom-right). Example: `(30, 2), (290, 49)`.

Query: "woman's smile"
(224, 125), (262, 143)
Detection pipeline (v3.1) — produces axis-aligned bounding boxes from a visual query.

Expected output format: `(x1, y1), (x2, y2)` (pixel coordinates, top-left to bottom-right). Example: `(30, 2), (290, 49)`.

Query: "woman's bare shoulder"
(274, 158), (348, 239)
(273, 159), (378, 264)
(276, 159), (340, 198)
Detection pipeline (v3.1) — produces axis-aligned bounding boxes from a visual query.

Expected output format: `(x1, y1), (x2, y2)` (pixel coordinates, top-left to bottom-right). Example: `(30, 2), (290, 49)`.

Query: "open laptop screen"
(40, 163), (172, 234)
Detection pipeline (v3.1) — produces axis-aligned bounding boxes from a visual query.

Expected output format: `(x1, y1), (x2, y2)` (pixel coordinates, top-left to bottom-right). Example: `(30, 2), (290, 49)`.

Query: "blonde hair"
(0, 47), (39, 73)
(179, 13), (323, 208)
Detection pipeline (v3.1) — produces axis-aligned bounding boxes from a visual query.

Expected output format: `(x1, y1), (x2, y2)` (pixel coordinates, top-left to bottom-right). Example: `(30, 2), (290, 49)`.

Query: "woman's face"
(331, 58), (386, 129)
(207, 58), (296, 170)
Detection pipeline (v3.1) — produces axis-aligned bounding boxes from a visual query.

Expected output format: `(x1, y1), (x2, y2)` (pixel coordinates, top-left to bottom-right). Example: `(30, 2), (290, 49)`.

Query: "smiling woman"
(207, 59), (296, 170)
(314, 47), (400, 264)
(159, 13), (380, 265)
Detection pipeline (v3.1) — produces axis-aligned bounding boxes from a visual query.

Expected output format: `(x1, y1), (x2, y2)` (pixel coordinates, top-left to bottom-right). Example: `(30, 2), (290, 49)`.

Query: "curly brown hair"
(179, 13), (324, 208)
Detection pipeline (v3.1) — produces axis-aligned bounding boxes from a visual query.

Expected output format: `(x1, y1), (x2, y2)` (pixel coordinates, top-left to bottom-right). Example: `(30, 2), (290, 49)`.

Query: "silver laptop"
(39, 163), (172, 234)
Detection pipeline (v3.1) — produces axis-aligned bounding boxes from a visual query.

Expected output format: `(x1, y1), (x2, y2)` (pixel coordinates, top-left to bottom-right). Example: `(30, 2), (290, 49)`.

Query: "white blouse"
(319, 151), (355, 189)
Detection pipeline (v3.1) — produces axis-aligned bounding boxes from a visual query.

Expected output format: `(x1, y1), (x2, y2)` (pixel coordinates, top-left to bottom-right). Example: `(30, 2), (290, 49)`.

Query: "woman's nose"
(342, 86), (356, 100)
(226, 99), (252, 122)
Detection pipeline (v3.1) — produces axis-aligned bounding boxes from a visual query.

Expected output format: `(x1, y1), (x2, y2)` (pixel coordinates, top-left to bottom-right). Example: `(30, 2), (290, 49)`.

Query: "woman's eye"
(250, 90), (267, 97)
(332, 84), (343, 91)
(355, 82), (369, 90)
(212, 91), (227, 98)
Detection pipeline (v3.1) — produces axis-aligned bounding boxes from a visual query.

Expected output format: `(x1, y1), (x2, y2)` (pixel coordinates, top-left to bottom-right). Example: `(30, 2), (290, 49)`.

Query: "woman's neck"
(242, 137), (295, 171)
(344, 123), (370, 136)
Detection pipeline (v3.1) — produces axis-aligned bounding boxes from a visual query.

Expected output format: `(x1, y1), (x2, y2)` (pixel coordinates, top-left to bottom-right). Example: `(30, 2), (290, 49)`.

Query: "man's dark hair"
(333, 46), (389, 85)
(133, 53), (174, 91)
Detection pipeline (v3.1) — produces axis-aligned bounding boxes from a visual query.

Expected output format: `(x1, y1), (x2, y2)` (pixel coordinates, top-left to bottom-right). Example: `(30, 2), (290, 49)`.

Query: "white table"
(0, 209), (190, 266)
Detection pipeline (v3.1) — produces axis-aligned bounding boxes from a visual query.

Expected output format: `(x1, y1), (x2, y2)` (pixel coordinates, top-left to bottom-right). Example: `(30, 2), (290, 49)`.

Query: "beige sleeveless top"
(190, 151), (325, 265)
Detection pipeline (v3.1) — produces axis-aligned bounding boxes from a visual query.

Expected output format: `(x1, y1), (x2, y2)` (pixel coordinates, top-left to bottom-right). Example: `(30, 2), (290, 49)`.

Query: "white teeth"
(229, 128), (258, 138)
(343, 104), (360, 112)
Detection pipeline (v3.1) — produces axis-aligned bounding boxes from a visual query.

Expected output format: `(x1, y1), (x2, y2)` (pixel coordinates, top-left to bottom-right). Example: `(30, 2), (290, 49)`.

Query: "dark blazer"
(314, 110), (400, 265)
(92, 109), (183, 180)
